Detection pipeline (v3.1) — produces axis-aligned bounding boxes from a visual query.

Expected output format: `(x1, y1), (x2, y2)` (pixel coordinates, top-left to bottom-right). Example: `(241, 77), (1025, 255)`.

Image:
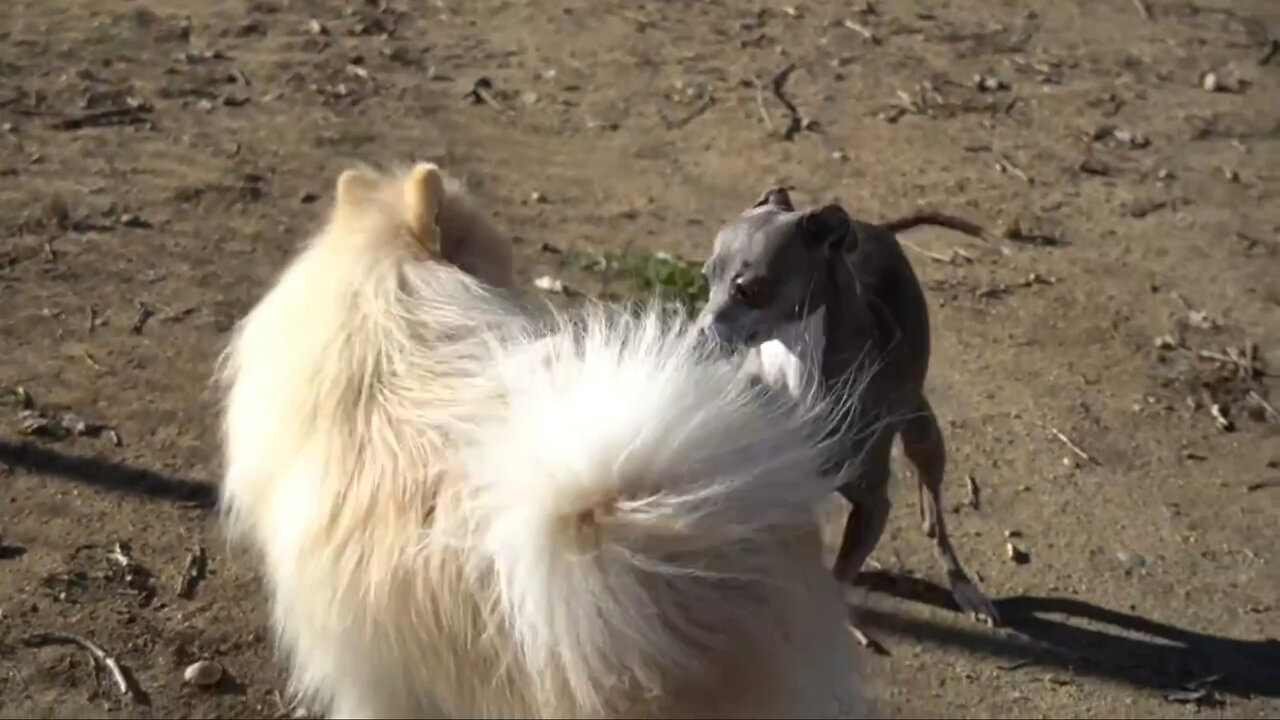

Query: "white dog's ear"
(335, 168), (380, 209)
(752, 186), (794, 211)
(403, 162), (447, 254)
(801, 203), (853, 253)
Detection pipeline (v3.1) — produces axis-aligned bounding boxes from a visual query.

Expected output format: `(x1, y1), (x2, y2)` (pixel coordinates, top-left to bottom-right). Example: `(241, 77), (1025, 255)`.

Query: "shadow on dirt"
(0, 439), (216, 508)
(857, 571), (1280, 704)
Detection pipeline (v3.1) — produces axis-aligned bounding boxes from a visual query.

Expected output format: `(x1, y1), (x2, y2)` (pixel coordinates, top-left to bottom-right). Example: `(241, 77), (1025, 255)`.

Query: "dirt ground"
(2, 0), (1279, 717)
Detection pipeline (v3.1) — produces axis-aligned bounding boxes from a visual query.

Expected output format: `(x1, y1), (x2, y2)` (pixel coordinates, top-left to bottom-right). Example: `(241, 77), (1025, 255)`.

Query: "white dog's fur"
(216, 162), (872, 719)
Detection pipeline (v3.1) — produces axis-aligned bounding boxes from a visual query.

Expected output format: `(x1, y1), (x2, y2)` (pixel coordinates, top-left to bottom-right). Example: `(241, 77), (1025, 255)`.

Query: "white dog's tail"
(465, 308), (852, 716)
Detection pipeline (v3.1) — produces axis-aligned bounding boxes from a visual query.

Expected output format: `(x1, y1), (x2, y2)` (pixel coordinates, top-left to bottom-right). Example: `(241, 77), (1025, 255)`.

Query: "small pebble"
(1000, 217), (1023, 240)
(529, 190), (548, 204)
(1111, 129), (1149, 148)
(973, 74), (1008, 92)
(1006, 542), (1030, 565)
(533, 275), (566, 294)
(183, 660), (223, 687)
(1200, 71), (1239, 93)
(1116, 550), (1147, 570)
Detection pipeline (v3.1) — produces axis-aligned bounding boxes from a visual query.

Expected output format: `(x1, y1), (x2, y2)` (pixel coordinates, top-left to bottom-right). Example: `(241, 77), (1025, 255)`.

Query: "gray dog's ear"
(800, 204), (853, 253)
(752, 187), (794, 211)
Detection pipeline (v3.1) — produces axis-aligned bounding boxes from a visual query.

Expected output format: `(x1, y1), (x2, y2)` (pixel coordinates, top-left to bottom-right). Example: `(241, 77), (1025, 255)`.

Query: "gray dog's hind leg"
(832, 438), (894, 653)
(900, 396), (1001, 626)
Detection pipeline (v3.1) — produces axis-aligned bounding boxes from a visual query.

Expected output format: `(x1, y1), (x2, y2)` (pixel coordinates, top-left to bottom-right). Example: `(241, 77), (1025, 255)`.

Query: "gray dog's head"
(696, 187), (854, 347)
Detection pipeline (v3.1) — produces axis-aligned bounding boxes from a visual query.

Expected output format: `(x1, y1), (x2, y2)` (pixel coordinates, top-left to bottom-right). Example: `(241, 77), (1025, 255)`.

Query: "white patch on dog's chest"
(756, 308), (826, 399)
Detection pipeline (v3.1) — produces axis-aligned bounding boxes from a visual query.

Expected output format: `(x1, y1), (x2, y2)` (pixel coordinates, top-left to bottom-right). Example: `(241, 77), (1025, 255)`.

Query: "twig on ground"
(995, 153), (1032, 184)
(752, 76), (774, 132)
(663, 95), (714, 130)
(769, 63), (807, 140)
(131, 301), (155, 335)
(1247, 390), (1279, 423)
(1208, 402), (1235, 432)
(178, 545), (208, 599)
(1132, 0), (1152, 21)
(463, 77), (509, 114)
(841, 19), (880, 44)
(1041, 423), (1100, 465)
(901, 239), (955, 264)
(50, 104), (153, 131)
(23, 632), (144, 705)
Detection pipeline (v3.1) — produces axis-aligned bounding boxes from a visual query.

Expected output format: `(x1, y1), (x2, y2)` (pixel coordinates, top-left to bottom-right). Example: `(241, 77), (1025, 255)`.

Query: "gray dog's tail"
(881, 211), (987, 240)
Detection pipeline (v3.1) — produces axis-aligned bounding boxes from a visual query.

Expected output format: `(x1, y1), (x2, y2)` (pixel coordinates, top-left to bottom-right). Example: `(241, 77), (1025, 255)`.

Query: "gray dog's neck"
(809, 245), (879, 386)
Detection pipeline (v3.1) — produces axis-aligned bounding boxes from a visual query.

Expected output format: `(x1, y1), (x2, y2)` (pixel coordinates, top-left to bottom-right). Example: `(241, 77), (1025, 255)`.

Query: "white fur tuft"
(467, 307), (854, 715)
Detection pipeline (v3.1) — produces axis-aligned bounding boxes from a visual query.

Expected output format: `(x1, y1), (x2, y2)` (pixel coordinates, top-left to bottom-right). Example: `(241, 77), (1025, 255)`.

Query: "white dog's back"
(217, 163), (872, 718)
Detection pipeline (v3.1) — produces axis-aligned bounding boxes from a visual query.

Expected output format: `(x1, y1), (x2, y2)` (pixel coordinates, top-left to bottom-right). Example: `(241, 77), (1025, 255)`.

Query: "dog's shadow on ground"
(0, 438), (216, 508)
(855, 571), (1280, 703)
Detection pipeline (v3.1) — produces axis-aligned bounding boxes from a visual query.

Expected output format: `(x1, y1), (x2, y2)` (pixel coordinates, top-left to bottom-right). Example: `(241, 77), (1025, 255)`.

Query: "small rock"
(533, 275), (566, 294)
(999, 217), (1023, 240)
(1200, 71), (1240, 93)
(529, 190), (548, 204)
(1185, 309), (1219, 330)
(306, 18), (328, 36)
(183, 660), (223, 687)
(1222, 167), (1240, 183)
(299, 191), (320, 204)
(831, 150), (848, 162)
(234, 20), (267, 38)
(1110, 128), (1150, 149)
(1077, 157), (1111, 176)
(1116, 550), (1147, 570)
(1125, 198), (1167, 219)
(1153, 334), (1180, 350)
(18, 410), (69, 441)
(973, 74), (1008, 92)
(1006, 542), (1030, 565)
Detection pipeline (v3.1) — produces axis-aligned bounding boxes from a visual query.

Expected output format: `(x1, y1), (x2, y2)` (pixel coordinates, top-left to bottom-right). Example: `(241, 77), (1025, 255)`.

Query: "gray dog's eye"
(731, 277), (770, 308)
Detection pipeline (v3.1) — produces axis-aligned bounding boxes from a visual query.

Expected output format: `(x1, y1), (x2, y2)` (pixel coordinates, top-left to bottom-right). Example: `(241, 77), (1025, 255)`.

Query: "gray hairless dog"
(695, 187), (999, 652)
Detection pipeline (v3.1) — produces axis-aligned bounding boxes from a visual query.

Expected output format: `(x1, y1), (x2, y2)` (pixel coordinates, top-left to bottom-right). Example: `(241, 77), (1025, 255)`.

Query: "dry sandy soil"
(2, 0), (1279, 717)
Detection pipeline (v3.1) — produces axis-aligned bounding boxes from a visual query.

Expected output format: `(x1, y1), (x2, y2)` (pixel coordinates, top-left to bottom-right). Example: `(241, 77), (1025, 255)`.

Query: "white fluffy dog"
(216, 161), (872, 719)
